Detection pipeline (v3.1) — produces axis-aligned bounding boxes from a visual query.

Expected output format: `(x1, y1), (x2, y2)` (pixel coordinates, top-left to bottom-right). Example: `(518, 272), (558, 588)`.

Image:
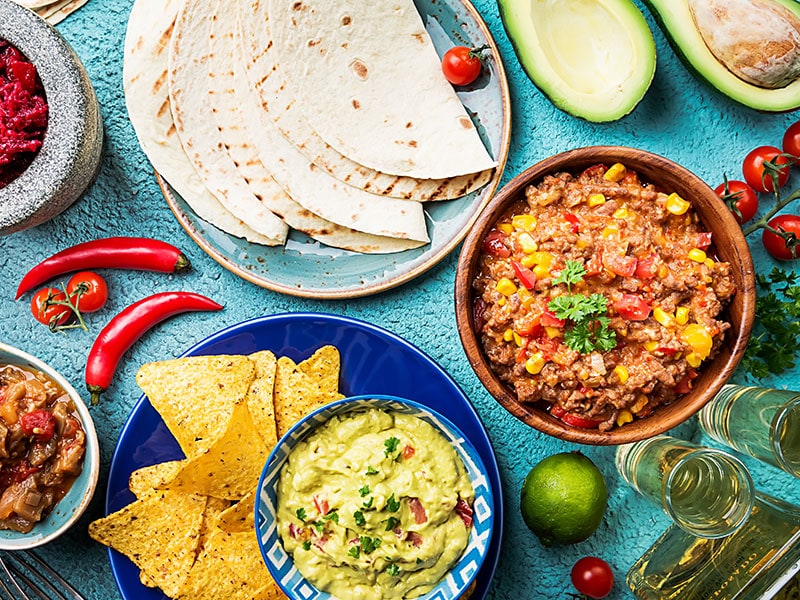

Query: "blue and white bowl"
(0, 342), (100, 550)
(256, 394), (494, 600)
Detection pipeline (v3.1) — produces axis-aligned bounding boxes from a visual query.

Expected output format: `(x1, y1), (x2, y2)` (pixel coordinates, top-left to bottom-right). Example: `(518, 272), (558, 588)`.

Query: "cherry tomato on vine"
(742, 146), (791, 193)
(441, 45), (488, 86)
(66, 271), (108, 313)
(762, 214), (800, 261)
(714, 180), (759, 224)
(571, 556), (614, 599)
(30, 288), (72, 328)
(783, 121), (800, 158)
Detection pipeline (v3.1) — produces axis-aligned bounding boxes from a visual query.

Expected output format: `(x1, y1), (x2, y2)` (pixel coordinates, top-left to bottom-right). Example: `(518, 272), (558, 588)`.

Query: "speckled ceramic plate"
(105, 313), (504, 600)
(159, 0), (510, 299)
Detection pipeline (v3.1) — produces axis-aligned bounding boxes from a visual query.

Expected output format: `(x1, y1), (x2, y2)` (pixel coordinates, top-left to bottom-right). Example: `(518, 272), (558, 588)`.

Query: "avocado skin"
(496, 0), (656, 122)
(641, 0), (800, 112)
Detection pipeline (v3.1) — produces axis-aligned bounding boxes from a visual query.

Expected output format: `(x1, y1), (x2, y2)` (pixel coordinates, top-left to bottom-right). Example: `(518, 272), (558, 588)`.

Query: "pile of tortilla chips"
(89, 346), (344, 600)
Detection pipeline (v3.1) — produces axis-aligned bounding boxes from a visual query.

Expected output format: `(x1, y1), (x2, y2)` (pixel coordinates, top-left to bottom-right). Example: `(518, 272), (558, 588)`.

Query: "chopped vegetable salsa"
(473, 163), (735, 431)
(0, 39), (48, 189)
(0, 364), (86, 532)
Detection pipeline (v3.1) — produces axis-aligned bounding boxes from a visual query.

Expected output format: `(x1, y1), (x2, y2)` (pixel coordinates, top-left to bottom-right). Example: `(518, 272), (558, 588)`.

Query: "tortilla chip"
(246, 350), (279, 448)
(88, 490), (207, 598)
(129, 460), (185, 498)
(136, 355), (255, 457)
(274, 348), (344, 436)
(215, 489), (256, 533)
(254, 581), (288, 600)
(160, 400), (268, 500)
(176, 537), (251, 600)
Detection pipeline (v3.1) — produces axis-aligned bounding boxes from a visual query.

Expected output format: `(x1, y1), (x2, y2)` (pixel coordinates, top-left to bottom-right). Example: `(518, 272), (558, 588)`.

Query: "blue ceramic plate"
(106, 313), (504, 600)
(159, 0), (511, 299)
(257, 395), (494, 600)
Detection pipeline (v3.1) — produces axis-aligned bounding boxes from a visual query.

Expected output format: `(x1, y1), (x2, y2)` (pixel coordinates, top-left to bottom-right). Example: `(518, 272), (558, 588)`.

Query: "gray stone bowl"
(0, 0), (103, 235)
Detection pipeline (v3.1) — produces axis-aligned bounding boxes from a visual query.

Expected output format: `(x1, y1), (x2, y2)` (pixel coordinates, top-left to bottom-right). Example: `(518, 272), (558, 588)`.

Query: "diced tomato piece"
(656, 346), (680, 356)
(313, 495), (329, 516)
(20, 409), (56, 441)
(481, 229), (511, 258)
(564, 212), (580, 233)
(511, 260), (537, 290)
(455, 498), (473, 528)
(550, 404), (603, 428)
(585, 251), (604, 277)
(406, 531), (423, 547)
(402, 445), (415, 460)
(633, 254), (658, 279)
(517, 320), (542, 338)
(541, 309), (565, 328)
(696, 232), (713, 250)
(409, 498), (428, 524)
(675, 368), (699, 394)
(580, 164), (607, 179)
(603, 253), (638, 277)
(613, 294), (651, 321)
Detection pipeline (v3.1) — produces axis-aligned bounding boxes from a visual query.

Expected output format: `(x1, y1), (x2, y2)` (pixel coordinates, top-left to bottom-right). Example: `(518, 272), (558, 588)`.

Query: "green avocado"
(642, 0), (800, 112)
(497, 0), (656, 122)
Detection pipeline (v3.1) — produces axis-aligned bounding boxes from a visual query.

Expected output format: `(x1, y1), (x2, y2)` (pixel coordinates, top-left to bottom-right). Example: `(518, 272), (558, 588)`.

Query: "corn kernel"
(604, 163), (627, 182)
(503, 329), (514, 342)
(533, 264), (551, 279)
(601, 224), (619, 238)
(704, 258), (715, 269)
(529, 251), (554, 266)
(681, 324), (713, 359)
(685, 352), (703, 368)
(518, 232), (538, 254)
(496, 277), (517, 296)
(512, 215), (537, 231)
(575, 239), (588, 250)
(497, 223), (514, 235)
(644, 341), (659, 352)
(497, 297), (506, 307)
(632, 394), (649, 414)
(588, 193), (606, 207)
(657, 265), (670, 278)
(613, 207), (630, 219)
(513, 332), (524, 347)
(688, 248), (707, 263)
(545, 327), (561, 339)
(653, 307), (675, 327)
(613, 365), (629, 384)
(525, 353), (545, 375)
(518, 288), (534, 308)
(520, 255), (536, 268)
(666, 193), (690, 215)
(616, 409), (633, 427)
(675, 306), (690, 325)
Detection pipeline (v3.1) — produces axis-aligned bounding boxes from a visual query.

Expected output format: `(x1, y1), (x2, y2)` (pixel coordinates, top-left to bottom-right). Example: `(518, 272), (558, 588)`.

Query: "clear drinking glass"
(616, 435), (755, 539)
(699, 384), (800, 478)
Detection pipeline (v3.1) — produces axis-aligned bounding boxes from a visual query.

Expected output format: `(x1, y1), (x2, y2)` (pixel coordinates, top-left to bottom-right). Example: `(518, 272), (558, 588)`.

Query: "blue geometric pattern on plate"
(256, 395), (494, 600)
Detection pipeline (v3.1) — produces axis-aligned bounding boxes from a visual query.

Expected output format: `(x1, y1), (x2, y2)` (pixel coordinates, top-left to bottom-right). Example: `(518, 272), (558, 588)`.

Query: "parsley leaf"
(312, 521), (325, 532)
(383, 516), (400, 531)
(552, 259), (586, 292)
(302, 541), (312, 551)
(323, 510), (339, 523)
(362, 497), (374, 509)
(386, 563), (400, 577)
(386, 494), (400, 512)
(549, 291), (616, 354)
(366, 466), (378, 475)
(296, 508), (307, 523)
(360, 536), (382, 554)
(359, 485), (370, 497)
(384, 437), (400, 457)
(353, 510), (366, 527)
(348, 546), (360, 559)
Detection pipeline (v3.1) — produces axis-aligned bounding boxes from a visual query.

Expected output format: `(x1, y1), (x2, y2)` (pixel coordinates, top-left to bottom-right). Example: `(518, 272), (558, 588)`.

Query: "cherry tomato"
(66, 271), (108, 313)
(30, 287), (72, 328)
(762, 214), (800, 261)
(783, 121), (800, 158)
(481, 229), (510, 258)
(714, 180), (759, 224)
(742, 146), (791, 193)
(441, 45), (487, 86)
(571, 556), (614, 599)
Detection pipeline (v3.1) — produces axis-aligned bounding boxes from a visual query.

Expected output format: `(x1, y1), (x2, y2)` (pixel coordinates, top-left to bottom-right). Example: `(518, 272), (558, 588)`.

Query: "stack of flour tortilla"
(122, 0), (497, 254)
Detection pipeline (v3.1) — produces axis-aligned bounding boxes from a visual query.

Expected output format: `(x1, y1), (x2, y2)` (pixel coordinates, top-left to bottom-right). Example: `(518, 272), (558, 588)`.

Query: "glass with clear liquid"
(699, 384), (800, 477)
(616, 436), (755, 538)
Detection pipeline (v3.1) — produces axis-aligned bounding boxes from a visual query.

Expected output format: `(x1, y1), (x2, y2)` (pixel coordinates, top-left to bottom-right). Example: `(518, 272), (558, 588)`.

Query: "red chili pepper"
(511, 260), (537, 290)
(563, 212), (580, 233)
(549, 404), (603, 428)
(85, 292), (223, 404)
(16, 237), (191, 299)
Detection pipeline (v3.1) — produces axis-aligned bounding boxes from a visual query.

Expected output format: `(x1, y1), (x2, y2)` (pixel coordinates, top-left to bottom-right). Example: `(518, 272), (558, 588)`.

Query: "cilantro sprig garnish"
(548, 260), (617, 353)
(739, 268), (800, 378)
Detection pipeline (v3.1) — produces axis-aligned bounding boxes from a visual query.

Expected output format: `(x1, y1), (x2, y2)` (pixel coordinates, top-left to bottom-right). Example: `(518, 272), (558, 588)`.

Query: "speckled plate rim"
(0, 342), (100, 550)
(159, 0), (511, 299)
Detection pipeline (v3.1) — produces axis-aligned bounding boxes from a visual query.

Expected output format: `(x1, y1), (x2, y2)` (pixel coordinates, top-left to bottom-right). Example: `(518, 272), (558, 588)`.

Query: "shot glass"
(699, 384), (800, 478)
(616, 435), (754, 539)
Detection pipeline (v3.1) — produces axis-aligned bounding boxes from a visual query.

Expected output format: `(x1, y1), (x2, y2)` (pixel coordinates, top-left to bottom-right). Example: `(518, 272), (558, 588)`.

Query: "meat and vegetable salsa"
(0, 364), (86, 532)
(473, 163), (735, 431)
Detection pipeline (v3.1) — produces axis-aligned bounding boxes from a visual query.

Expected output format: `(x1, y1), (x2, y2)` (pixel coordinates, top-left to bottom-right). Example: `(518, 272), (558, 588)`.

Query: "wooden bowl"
(454, 146), (755, 445)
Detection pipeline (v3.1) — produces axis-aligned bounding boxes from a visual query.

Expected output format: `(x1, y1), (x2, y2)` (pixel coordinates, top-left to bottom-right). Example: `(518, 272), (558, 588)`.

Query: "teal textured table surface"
(2, 0), (800, 598)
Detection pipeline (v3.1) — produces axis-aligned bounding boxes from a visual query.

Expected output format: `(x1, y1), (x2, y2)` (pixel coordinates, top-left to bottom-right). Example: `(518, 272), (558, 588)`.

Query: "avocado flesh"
(643, 0), (800, 111)
(497, 0), (656, 123)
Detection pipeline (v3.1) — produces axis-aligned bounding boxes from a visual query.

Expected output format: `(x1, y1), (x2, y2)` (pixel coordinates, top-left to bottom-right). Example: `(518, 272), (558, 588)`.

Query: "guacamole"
(276, 407), (475, 599)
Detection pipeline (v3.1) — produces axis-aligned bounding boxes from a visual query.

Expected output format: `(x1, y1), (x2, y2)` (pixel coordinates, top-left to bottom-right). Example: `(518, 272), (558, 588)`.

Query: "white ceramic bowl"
(0, 342), (100, 549)
(256, 394), (494, 600)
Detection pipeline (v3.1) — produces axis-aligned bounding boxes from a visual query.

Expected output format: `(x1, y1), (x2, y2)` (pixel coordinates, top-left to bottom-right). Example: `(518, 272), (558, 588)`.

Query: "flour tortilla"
(267, 0), (497, 179)
(237, 0), (493, 201)
(123, 0), (277, 245)
(169, 0), (287, 243)
(233, 21), (429, 243)
(208, 2), (427, 251)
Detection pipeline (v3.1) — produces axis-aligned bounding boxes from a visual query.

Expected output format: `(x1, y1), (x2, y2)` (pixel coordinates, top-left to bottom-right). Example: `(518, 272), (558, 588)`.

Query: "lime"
(520, 451), (607, 546)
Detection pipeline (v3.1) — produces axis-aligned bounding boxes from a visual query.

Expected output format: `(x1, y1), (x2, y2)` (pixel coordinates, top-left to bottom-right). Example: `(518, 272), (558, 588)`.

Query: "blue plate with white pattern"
(256, 395), (494, 600)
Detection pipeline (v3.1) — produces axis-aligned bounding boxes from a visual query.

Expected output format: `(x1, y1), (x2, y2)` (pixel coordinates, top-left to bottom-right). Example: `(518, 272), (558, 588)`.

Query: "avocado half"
(497, 0), (656, 122)
(643, 0), (800, 112)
